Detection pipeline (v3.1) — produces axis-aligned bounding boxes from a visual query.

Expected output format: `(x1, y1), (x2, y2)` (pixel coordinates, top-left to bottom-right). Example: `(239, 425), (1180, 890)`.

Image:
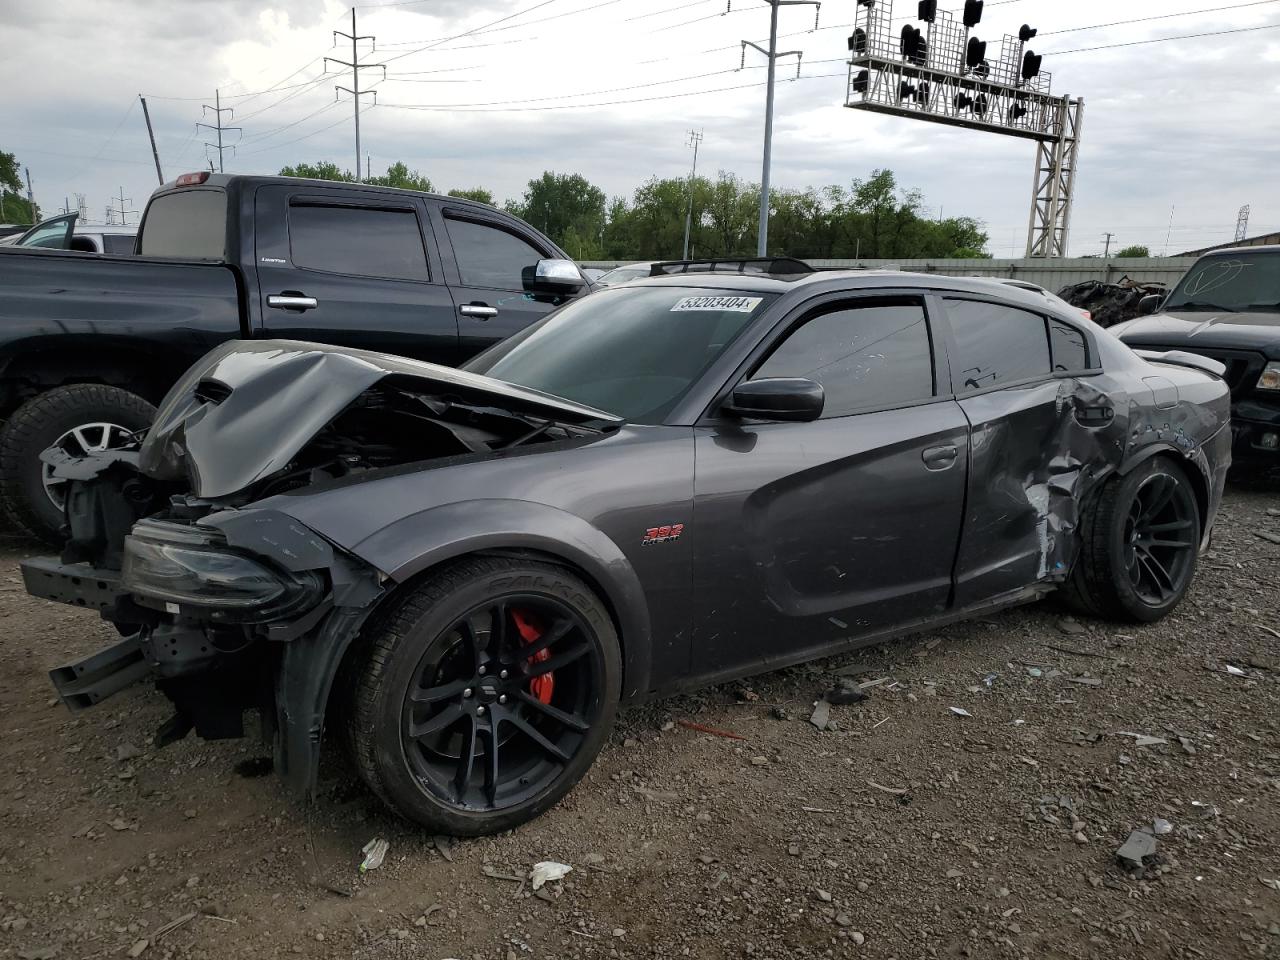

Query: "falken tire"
(1065, 455), (1201, 623)
(0, 384), (156, 545)
(349, 556), (622, 835)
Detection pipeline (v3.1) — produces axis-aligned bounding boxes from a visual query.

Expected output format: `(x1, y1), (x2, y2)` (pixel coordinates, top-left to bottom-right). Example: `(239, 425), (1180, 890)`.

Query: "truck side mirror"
(523, 259), (585, 296)
(1137, 293), (1163, 316)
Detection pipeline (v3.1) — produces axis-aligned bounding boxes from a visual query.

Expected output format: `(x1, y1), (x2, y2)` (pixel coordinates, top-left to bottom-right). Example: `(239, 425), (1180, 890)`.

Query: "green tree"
(447, 187), (494, 205)
(509, 172), (606, 258)
(0, 150), (37, 224)
(1113, 244), (1150, 258)
(278, 161), (354, 182)
(368, 161), (432, 192)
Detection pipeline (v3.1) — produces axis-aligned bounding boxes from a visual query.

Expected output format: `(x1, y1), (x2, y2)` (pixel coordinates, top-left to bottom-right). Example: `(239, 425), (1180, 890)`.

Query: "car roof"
(625, 270), (1067, 304)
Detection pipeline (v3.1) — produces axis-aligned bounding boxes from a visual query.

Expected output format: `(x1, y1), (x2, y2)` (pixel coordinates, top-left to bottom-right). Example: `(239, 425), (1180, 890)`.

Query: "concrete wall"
(582, 257), (1197, 294)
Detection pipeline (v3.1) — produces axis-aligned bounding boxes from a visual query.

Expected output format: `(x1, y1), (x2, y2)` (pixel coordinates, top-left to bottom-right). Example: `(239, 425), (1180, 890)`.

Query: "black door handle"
(922, 444), (958, 470)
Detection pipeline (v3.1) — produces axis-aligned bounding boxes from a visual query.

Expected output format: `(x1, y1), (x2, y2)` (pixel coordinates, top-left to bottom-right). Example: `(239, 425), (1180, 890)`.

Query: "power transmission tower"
(1228, 203), (1249, 241)
(197, 89), (241, 173)
(682, 129), (704, 260)
(75, 194), (88, 220)
(110, 187), (135, 225)
(1102, 232), (1114, 258)
(739, 0), (820, 257)
(327, 9), (385, 182)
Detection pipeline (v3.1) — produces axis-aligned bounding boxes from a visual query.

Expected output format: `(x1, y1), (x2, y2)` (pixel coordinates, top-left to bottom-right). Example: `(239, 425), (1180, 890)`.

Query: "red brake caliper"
(511, 609), (554, 704)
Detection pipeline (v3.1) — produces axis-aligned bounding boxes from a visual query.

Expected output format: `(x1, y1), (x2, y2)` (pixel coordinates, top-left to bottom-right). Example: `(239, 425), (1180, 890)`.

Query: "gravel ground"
(1, 474), (1278, 960)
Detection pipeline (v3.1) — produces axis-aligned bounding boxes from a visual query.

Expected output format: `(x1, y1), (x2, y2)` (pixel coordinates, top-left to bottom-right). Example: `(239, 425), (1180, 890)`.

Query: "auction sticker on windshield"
(670, 296), (763, 313)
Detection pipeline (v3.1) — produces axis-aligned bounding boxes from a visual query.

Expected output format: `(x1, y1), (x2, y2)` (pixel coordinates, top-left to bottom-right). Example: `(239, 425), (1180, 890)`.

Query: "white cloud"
(1, 0), (1275, 256)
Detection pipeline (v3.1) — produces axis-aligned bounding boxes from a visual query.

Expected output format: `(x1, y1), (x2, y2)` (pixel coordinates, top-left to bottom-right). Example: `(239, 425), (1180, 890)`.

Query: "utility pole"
(139, 95), (165, 185)
(197, 89), (241, 173)
(1102, 232), (1114, 258)
(327, 9), (384, 182)
(739, 0), (819, 257)
(112, 187), (135, 225)
(682, 129), (703, 261)
(24, 167), (37, 221)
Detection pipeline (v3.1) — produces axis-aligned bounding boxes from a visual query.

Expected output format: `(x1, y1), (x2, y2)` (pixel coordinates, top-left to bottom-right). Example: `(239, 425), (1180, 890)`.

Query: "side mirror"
(723, 378), (824, 422)
(523, 259), (585, 296)
(1137, 293), (1163, 316)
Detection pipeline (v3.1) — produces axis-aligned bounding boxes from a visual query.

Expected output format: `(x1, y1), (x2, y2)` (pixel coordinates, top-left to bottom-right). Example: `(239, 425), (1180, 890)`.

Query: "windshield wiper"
(1166, 301), (1234, 312)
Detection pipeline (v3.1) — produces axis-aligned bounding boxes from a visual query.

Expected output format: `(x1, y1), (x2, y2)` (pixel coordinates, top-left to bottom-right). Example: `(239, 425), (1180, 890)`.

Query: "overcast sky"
(2, 0), (1277, 256)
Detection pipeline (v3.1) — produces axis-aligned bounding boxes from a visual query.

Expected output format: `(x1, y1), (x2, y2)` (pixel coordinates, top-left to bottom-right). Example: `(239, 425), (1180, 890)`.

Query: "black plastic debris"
(1057, 279), (1168, 328)
(825, 678), (870, 705)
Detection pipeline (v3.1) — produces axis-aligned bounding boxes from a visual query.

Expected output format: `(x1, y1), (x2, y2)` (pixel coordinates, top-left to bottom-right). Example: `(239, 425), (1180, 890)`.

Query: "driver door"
(690, 295), (969, 676)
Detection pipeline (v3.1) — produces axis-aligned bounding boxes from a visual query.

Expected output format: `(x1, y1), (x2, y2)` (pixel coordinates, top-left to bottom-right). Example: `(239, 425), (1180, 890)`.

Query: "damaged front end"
(21, 340), (619, 795)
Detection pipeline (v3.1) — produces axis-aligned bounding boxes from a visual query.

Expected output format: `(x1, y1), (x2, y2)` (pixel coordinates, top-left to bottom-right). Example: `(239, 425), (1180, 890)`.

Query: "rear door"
(252, 185), (459, 362)
(690, 293), (969, 676)
(433, 206), (578, 362)
(939, 296), (1086, 606)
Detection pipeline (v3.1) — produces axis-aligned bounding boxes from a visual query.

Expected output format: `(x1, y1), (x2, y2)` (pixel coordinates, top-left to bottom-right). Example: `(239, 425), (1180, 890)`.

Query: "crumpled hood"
(1112, 310), (1280, 356)
(139, 339), (621, 498)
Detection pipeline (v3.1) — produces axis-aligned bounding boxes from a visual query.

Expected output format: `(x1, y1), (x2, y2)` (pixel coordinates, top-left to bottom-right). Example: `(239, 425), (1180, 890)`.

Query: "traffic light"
(913, 81), (931, 104)
(1019, 24), (1037, 43)
(954, 93), (973, 110)
(918, 0), (937, 22)
(900, 24), (927, 65)
(973, 94), (988, 117)
(963, 0), (983, 28)
(965, 36), (987, 68)
(1021, 50), (1043, 81)
(1010, 103), (1028, 120)
(899, 81), (916, 101)
(849, 28), (867, 54)
(852, 69), (869, 93)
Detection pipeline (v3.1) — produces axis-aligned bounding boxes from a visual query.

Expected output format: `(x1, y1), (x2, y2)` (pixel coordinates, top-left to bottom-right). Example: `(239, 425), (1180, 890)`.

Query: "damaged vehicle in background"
(23, 265), (1231, 835)
(1110, 245), (1280, 459)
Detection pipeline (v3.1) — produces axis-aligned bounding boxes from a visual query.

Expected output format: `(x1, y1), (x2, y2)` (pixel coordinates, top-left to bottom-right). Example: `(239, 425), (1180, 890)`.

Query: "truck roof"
(155, 172), (499, 216)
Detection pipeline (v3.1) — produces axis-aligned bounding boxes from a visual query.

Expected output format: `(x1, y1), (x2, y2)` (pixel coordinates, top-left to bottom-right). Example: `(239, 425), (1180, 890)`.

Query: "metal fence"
(582, 257), (1197, 293)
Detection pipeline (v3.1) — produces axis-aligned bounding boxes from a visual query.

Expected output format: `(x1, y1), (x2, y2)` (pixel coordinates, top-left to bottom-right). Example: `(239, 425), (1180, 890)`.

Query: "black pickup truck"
(0, 172), (591, 541)
(1110, 245), (1280, 461)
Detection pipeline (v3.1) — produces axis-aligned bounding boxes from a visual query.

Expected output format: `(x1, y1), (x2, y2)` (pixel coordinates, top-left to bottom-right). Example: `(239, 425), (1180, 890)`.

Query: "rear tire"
(349, 557), (621, 835)
(1065, 456), (1201, 623)
(0, 384), (155, 544)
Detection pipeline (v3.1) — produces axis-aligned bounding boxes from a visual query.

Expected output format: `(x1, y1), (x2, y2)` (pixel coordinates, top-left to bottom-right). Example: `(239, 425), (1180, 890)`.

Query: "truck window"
(138, 189), (227, 259)
(445, 216), (544, 290)
(288, 204), (429, 281)
(102, 234), (137, 255)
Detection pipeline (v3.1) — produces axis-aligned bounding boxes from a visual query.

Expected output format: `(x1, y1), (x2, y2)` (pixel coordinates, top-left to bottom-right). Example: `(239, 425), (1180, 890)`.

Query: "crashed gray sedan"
(23, 267), (1232, 835)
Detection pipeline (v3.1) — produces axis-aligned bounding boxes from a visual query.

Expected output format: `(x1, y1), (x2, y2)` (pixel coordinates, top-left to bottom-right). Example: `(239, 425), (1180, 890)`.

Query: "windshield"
(1165, 253), (1280, 312)
(469, 286), (776, 423)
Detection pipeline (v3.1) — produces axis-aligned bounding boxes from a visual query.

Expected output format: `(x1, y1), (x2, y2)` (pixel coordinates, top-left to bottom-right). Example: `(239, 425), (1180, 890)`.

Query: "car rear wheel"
(0, 384), (156, 544)
(349, 556), (621, 835)
(1066, 455), (1201, 622)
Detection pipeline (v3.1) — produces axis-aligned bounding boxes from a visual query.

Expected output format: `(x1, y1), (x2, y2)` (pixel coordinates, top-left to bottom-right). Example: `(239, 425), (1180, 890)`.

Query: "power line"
(1046, 20), (1280, 56)
(1041, 0), (1280, 36)
(239, 108), (371, 157)
(379, 0), (563, 65)
(238, 100), (344, 146)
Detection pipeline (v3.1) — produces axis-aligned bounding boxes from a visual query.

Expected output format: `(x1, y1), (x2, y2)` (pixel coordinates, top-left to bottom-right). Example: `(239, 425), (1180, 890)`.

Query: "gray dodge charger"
(23, 260), (1232, 835)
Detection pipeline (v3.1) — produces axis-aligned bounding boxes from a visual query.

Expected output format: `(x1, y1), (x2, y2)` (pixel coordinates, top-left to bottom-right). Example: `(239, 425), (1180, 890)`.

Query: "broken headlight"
(1257, 362), (1280, 391)
(122, 519), (321, 621)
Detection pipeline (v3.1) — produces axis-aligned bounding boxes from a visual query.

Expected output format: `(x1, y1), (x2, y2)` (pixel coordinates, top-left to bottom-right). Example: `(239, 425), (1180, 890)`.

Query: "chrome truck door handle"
(459, 303), (498, 319)
(267, 294), (318, 311)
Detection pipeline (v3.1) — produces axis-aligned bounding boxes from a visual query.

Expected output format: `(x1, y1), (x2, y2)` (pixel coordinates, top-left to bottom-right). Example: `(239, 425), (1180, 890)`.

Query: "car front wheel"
(349, 556), (621, 835)
(1066, 455), (1202, 622)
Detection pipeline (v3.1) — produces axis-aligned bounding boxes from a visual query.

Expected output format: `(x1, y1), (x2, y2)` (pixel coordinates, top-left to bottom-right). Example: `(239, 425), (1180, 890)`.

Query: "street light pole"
(740, 0), (819, 257)
(682, 129), (703, 260)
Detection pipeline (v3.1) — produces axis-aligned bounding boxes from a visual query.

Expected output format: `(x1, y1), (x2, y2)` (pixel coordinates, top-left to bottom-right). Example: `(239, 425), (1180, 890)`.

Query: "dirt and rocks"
(1, 476), (1279, 960)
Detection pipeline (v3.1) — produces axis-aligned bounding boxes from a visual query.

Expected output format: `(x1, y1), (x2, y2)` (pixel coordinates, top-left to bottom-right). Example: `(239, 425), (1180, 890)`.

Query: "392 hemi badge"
(642, 523), (684, 545)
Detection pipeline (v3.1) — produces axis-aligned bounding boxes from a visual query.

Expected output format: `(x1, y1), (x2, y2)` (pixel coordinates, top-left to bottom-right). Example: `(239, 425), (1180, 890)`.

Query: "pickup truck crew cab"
(0, 172), (590, 541)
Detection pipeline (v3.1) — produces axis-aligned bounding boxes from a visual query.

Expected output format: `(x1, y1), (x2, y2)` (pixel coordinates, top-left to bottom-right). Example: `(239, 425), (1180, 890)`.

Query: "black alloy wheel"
(402, 596), (604, 812)
(1121, 470), (1198, 607)
(349, 557), (621, 834)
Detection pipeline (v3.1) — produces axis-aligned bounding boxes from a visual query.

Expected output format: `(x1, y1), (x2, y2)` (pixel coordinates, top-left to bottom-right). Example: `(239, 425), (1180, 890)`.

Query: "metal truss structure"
(844, 0), (1085, 257)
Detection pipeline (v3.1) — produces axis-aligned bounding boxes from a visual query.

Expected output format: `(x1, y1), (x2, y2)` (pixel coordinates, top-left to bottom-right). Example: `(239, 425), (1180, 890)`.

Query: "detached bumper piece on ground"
(23, 268), (1233, 834)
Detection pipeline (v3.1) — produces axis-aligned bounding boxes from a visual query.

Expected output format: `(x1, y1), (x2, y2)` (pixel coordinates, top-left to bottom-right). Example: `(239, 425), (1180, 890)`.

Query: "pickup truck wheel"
(0, 384), (156, 544)
(1065, 456), (1201, 623)
(349, 557), (621, 835)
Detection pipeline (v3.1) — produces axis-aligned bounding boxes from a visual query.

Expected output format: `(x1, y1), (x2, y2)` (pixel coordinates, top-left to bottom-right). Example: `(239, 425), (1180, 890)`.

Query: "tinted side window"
(1049, 319), (1090, 372)
(446, 217), (544, 289)
(289, 204), (429, 281)
(944, 299), (1050, 391)
(753, 303), (934, 418)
